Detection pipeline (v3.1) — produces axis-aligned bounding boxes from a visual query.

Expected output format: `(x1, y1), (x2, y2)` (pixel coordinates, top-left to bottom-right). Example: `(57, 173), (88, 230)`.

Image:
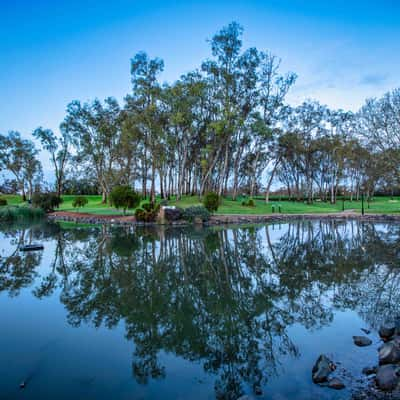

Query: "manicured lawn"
(170, 195), (400, 215)
(2, 194), (400, 215)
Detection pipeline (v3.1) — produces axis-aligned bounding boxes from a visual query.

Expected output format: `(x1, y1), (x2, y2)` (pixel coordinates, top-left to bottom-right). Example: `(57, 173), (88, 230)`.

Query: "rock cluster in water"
(312, 321), (400, 396)
(374, 322), (400, 392)
(312, 355), (344, 389)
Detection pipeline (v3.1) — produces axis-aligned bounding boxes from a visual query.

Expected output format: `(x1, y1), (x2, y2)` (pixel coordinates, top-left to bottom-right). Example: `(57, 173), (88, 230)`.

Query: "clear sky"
(1, 0), (399, 146)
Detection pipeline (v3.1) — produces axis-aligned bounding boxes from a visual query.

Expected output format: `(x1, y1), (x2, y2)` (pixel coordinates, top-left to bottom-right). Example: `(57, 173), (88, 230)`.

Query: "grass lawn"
(2, 194), (400, 215)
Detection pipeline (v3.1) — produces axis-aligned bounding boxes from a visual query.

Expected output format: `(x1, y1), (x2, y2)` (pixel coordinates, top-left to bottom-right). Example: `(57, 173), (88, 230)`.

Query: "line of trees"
(1, 22), (399, 203)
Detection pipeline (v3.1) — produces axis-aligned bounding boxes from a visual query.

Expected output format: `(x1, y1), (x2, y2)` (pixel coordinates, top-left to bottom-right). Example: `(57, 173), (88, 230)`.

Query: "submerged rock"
(379, 342), (400, 365)
(353, 336), (372, 347)
(328, 378), (345, 390)
(312, 355), (335, 383)
(376, 365), (400, 391)
(362, 366), (377, 376)
(379, 325), (395, 341)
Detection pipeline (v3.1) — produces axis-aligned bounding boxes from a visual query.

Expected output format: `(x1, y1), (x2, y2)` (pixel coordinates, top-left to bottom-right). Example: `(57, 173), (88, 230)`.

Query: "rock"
(376, 364), (400, 391)
(379, 342), (400, 365)
(328, 378), (345, 390)
(253, 384), (262, 395)
(361, 328), (371, 335)
(379, 325), (395, 341)
(312, 355), (335, 383)
(362, 366), (377, 375)
(353, 336), (372, 347)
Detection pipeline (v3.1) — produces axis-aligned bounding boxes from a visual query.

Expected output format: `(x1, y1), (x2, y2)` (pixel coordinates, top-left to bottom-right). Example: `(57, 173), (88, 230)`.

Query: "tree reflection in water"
(0, 220), (400, 399)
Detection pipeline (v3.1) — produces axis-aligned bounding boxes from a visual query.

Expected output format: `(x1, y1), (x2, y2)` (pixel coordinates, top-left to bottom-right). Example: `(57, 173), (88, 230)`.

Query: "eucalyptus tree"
(33, 126), (71, 197)
(200, 22), (249, 196)
(256, 52), (296, 202)
(0, 131), (41, 200)
(125, 52), (165, 202)
(61, 97), (122, 203)
(285, 101), (329, 203)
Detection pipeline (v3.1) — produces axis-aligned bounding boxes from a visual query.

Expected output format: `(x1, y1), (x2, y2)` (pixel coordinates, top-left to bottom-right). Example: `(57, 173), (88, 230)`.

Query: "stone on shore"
(376, 365), (400, 391)
(379, 342), (400, 365)
(379, 325), (395, 341)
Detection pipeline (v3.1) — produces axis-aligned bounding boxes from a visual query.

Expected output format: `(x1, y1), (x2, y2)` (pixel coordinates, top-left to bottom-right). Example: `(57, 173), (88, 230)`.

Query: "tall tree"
(33, 127), (71, 197)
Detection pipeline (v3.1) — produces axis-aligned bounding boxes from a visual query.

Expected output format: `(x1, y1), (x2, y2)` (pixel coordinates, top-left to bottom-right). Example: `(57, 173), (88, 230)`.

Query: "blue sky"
(1, 0), (399, 152)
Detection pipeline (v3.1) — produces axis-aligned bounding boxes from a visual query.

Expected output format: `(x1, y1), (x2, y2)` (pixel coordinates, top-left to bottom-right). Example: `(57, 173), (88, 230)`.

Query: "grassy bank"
(2, 194), (400, 216)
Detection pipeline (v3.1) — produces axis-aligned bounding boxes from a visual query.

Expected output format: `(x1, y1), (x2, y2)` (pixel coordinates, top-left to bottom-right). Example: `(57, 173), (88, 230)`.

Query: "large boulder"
(376, 365), (400, 391)
(353, 336), (372, 347)
(379, 342), (400, 365)
(379, 325), (396, 341)
(312, 355), (334, 383)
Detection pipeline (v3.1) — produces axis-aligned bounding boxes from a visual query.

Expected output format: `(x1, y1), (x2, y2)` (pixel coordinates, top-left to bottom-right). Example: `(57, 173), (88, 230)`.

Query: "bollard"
(272, 205), (275, 213)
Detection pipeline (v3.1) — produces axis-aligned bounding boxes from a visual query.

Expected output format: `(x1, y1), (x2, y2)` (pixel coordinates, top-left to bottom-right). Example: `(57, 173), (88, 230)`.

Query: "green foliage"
(203, 192), (220, 212)
(182, 205), (210, 222)
(0, 206), (44, 222)
(0, 198), (8, 206)
(72, 196), (88, 209)
(164, 207), (183, 222)
(241, 198), (256, 207)
(32, 193), (63, 212)
(109, 185), (140, 214)
(135, 202), (160, 222)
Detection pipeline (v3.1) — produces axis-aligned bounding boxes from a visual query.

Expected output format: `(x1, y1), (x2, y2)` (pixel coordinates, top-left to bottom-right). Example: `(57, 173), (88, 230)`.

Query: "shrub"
(32, 192), (63, 212)
(182, 205), (210, 222)
(109, 185), (140, 215)
(242, 198), (256, 207)
(0, 198), (7, 206)
(203, 192), (220, 212)
(164, 207), (183, 222)
(0, 206), (44, 222)
(135, 202), (160, 222)
(159, 199), (169, 206)
(72, 196), (88, 210)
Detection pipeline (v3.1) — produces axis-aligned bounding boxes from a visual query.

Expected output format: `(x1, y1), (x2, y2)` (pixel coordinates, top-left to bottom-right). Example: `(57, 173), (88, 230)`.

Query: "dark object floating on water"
(19, 381), (26, 389)
(361, 328), (371, 335)
(19, 244), (44, 252)
(353, 336), (372, 347)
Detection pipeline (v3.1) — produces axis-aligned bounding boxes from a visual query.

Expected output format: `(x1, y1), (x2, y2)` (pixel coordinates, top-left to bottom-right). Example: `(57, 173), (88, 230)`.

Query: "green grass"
(170, 195), (400, 215)
(2, 194), (400, 216)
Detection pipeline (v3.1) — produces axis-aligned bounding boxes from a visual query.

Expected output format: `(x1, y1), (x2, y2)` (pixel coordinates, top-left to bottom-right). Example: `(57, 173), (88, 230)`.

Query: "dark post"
(361, 193), (365, 216)
(342, 197), (345, 211)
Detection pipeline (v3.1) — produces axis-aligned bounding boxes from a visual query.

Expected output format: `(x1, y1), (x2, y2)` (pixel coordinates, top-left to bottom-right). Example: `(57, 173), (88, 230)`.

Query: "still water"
(0, 220), (399, 400)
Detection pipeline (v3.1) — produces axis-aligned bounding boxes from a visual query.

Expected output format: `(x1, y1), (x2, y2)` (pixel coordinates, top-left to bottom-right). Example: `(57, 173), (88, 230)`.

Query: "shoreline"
(47, 211), (400, 226)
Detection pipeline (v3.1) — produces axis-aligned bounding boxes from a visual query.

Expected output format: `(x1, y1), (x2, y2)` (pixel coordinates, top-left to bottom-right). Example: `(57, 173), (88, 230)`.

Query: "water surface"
(1, 220), (399, 399)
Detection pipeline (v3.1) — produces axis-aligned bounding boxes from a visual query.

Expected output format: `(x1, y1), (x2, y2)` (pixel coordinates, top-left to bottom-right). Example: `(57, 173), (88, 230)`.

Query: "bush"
(159, 199), (169, 206)
(0, 198), (8, 206)
(32, 192), (63, 212)
(242, 198), (256, 207)
(0, 206), (44, 222)
(182, 205), (210, 222)
(109, 185), (140, 215)
(72, 196), (88, 210)
(135, 202), (160, 222)
(203, 192), (220, 212)
(164, 207), (183, 222)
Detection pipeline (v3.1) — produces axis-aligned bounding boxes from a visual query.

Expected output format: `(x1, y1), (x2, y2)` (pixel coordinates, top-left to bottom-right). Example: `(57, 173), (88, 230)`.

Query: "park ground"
(3, 194), (400, 216)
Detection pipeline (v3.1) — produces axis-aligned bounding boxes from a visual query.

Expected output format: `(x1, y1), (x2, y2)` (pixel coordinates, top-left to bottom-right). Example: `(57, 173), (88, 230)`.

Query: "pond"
(0, 220), (399, 399)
